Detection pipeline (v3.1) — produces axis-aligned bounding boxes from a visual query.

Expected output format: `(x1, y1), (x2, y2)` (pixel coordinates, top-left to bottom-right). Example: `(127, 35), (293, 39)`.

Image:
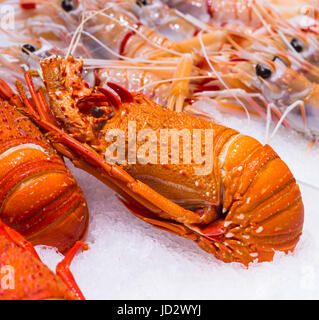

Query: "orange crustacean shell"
(0, 220), (83, 300)
(0, 92), (89, 253)
(12, 55), (303, 266)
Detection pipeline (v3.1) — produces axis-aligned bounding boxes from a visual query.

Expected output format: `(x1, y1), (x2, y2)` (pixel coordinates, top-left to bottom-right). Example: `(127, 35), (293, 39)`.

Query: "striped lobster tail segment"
(0, 100), (89, 252)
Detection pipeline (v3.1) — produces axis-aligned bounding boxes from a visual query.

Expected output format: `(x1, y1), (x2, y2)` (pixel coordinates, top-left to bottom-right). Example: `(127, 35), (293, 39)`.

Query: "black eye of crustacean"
(91, 107), (105, 118)
(136, 0), (149, 6)
(291, 37), (304, 53)
(61, 0), (77, 12)
(22, 44), (36, 55)
(256, 63), (272, 79)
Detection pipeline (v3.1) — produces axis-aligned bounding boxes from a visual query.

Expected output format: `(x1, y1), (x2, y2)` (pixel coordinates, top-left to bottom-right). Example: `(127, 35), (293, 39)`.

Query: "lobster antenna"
(197, 31), (251, 123)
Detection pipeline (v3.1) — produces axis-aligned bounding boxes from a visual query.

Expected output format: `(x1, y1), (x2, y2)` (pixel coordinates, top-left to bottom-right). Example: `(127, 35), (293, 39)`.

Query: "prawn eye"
(291, 38), (304, 53)
(61, 0), (76, 12)
(91, 107), (105, 118)
(136, 0), (149, 6)
(22, 44), (36, 55)
(256, 64), (272, 79)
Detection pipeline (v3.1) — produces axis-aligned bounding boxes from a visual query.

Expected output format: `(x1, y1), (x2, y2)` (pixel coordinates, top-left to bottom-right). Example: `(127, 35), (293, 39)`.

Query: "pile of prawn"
(2, 0), (319, 141)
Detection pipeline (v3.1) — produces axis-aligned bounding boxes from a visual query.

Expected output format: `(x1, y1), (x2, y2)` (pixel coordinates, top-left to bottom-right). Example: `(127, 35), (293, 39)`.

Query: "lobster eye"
(61, 0), (76, 12)
(91, 107), (105, 118)
(22, 44), (36, 55)
(256, 63), (272, 79)
(291, 38), (304, 53)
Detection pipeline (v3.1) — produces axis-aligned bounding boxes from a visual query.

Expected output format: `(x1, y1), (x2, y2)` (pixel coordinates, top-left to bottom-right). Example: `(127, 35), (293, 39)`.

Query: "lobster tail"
(0, 100), (89, 252)
(197, 135), (304, 265)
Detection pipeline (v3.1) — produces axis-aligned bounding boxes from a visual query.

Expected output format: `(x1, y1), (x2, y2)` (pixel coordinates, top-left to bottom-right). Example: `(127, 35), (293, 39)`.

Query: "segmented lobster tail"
(196, 135), (304, 265)
(0, 100), (89, 252)
(0, 220), (83, 300)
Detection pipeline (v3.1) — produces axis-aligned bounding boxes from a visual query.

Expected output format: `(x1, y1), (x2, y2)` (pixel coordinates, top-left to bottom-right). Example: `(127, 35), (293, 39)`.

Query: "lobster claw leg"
(118, 196), (197, 240)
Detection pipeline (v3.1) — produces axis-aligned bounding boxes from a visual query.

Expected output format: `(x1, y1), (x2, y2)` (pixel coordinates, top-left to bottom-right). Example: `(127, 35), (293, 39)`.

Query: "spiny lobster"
(1, 55), (303, 266)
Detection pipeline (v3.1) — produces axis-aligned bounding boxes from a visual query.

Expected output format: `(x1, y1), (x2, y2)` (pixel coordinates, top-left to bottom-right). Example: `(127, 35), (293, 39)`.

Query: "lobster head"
(39, 56), (134, 145)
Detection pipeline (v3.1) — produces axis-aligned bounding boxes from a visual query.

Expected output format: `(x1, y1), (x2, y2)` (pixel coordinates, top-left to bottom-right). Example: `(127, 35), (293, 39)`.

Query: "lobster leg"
(118, 197), (196, 239)
(0, 220), (85, 300)
(56, 241), (88, 301)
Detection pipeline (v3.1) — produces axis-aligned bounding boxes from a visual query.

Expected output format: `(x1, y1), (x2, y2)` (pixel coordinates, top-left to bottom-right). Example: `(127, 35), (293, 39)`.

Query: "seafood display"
(0, 0), (318, 299)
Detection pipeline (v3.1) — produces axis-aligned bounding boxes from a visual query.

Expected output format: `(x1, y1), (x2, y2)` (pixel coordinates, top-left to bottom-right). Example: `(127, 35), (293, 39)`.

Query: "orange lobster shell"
(0, 219), (85, 300)
(0, 81), (89, 253)
(3, 56), (304, 266)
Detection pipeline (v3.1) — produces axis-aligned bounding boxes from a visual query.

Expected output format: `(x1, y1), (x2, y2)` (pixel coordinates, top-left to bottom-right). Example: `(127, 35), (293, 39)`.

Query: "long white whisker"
(66, 5), (116, 58)
(70, 4), (86, 56)
(198, 31), (251, 123)
(267, 100), (303, 142)
(137, 75), (210, 92)
(85, 65), (176, 70)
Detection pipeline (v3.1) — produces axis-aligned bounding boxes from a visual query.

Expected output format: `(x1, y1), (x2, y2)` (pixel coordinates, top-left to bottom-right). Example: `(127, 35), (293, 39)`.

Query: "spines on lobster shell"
(0, 220), (84, 300)
(0, 95), (89, 253)
(17, 56), (304, 266)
